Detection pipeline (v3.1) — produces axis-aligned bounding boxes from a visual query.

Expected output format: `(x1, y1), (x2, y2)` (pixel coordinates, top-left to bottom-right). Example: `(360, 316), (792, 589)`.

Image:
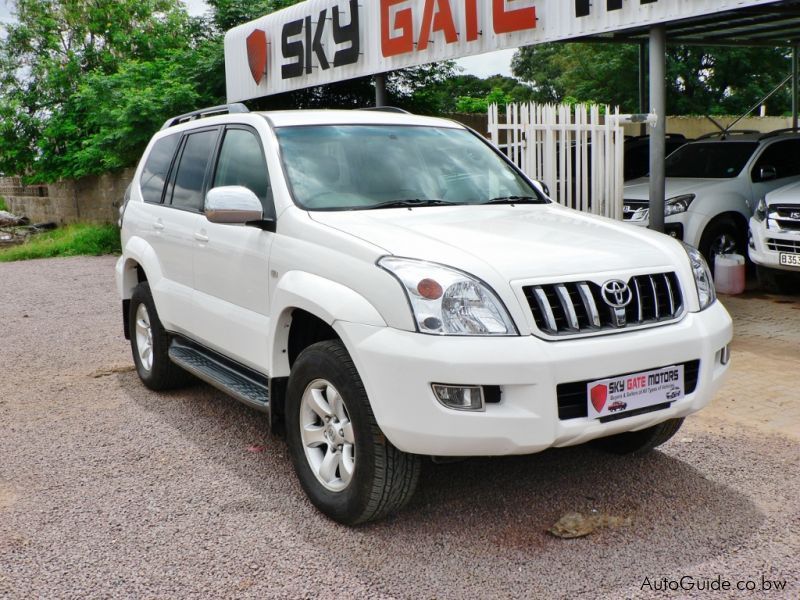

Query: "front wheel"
(592, 418), (684, 455)
(285, 341), (421, 525)
(698, 217), (746, 271)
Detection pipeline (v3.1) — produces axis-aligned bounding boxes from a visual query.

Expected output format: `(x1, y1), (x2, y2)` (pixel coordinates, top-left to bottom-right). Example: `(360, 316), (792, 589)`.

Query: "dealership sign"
(225, 0), (776, 101)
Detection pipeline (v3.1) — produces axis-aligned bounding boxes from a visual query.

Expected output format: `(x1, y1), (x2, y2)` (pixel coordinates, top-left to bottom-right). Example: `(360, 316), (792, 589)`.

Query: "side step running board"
(168, 338), (270, 413)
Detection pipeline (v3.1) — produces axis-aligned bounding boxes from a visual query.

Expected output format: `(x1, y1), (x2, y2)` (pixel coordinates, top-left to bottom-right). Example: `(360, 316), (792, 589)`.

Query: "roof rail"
(759, 127), (800, 140)
(356, 106), (411, 114)
(695, 130), (759, 141)
(161, 103), (250, 130)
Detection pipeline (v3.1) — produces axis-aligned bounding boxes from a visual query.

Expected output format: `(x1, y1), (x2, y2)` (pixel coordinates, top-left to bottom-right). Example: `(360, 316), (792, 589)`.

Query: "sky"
(0, 0), (514, 77)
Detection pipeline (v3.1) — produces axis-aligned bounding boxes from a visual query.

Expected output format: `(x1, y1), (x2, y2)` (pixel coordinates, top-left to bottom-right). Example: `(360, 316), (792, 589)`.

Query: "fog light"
(720, 345), (731, 365)
(432, 384), (485, 411)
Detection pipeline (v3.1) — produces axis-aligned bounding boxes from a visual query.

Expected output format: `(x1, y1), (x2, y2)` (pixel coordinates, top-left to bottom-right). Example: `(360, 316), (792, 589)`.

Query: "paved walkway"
(694, 291), (800, 440)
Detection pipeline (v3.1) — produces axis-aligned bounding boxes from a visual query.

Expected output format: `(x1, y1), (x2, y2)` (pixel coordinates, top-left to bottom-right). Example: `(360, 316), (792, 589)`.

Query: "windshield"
(275, 125), (543, 210)
(664, 142), (758, 178)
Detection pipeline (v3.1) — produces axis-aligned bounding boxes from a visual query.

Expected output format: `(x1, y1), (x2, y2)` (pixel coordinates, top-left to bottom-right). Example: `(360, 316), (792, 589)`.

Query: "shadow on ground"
(120, 371), (765, 597)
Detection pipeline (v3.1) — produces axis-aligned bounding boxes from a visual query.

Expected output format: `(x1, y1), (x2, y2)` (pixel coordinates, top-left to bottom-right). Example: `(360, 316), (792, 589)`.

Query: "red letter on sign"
(381, 0), (414, 57)
(464, 0), (479, 42)
(493, 0), (537, 34)
(417, 0), (458, 51)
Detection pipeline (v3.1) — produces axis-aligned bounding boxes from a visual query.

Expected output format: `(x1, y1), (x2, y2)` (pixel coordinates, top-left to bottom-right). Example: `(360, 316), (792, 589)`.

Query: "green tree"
(512, 43), (792, 116)
(0, 0), (202, 180)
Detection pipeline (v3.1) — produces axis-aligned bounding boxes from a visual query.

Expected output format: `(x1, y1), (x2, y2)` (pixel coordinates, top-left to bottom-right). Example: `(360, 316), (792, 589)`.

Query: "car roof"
(257, 109), (464, 129)
(689, 131), (800, 144)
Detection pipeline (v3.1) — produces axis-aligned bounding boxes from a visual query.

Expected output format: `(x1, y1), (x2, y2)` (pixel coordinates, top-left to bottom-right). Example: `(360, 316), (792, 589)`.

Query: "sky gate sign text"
(225, 0), (778, 102)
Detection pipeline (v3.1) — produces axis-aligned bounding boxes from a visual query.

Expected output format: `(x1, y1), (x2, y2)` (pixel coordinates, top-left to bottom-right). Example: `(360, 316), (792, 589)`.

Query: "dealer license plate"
(779, 253), (800, 267)
(587, 365), (684, 419)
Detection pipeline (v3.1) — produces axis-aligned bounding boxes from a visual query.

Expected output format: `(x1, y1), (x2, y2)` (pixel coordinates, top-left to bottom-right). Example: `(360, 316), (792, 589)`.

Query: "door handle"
(153, 221), (165, 231)
(194, 232), (209, 243)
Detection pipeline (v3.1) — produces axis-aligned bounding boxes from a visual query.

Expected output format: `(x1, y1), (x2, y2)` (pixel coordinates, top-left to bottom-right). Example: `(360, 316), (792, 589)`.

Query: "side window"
(140, 134), (180, 204)
(213, 128), (272, 213)
(170, 129), (218, 212)
(752, 139), (800, 181)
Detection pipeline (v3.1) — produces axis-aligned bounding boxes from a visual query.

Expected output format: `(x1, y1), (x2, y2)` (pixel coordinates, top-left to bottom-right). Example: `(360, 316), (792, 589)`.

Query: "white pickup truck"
(749, 179), (800, 292)
(116, 106), (732, 524)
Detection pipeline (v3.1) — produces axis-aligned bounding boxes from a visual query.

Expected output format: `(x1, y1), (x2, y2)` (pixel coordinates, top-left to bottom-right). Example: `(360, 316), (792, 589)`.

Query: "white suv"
(623, 131), (800, 264)
(116, 105), (733, 524)
(749, 179), (800, 292)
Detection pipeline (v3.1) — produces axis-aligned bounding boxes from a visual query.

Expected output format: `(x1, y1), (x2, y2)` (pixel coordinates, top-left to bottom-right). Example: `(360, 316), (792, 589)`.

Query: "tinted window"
(751, 139), (800, 181)
(170, 130), (218, 212)
(213, 129), (272, 210)
(665, 142), (758, 178)
(140, 134), (180, 204)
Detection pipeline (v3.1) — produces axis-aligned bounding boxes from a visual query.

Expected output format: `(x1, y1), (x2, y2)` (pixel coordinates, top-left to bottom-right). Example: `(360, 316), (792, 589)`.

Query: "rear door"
(191, 125), (275, 371)
(154, 127), (220, 335)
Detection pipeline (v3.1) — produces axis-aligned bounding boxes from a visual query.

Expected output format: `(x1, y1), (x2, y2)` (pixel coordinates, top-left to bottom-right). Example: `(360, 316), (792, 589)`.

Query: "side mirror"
(205, 186), (265, 225)
(532, 179), (551, 198)
(758, 166), (777, 182)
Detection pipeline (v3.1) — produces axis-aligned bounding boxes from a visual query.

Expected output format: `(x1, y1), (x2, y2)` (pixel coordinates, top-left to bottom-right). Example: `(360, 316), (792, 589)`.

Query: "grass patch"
(0, 223), (121, 262)
(0, 196), (8, 212)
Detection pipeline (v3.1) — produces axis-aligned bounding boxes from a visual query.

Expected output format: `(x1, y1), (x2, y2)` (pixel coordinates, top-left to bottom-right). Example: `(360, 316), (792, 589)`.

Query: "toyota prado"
(116, 105), (733, 524)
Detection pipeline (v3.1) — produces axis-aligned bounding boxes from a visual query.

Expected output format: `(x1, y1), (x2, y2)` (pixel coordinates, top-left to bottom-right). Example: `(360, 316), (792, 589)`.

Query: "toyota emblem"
(602, 280), (633, 309)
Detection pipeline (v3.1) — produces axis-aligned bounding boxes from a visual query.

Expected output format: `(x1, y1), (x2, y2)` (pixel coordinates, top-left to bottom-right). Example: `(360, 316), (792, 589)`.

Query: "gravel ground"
(1, 256), (798, 599)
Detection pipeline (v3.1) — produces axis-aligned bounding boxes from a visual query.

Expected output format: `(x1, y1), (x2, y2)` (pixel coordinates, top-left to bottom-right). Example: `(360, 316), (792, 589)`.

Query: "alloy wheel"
(299, 379), (356, 492)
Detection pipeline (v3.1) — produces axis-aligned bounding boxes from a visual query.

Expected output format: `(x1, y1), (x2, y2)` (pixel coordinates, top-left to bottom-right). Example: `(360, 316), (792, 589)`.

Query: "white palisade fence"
(487, 103), (626, 220)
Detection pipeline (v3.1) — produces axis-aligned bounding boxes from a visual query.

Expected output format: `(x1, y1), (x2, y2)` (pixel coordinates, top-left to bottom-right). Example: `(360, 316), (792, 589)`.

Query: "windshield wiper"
(359, 199), (454, 210)
(483, 195), (545, 205)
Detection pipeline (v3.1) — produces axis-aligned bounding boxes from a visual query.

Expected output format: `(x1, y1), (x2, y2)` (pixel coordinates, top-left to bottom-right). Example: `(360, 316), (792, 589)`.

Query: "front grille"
(623, 199), (649, 221)
(767, 238), (800, 253)
(556, 360), (700, 421)
(523, 273), (683, 337)
(771, 206), (800, 231)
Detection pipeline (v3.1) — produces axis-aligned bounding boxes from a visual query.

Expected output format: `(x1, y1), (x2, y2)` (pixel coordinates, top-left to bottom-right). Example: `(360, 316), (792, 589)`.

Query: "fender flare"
(268, 271), (386, 377)
(117, 236), (164, 299)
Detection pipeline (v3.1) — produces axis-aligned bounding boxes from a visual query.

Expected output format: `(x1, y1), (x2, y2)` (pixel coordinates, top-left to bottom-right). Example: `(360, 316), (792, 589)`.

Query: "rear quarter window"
(140, 134), (180, 204)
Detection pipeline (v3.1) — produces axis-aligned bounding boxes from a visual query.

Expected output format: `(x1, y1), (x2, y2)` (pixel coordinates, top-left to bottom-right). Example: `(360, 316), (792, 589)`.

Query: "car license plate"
(587, 365), (684, 419)
(779, 252), (800, 267)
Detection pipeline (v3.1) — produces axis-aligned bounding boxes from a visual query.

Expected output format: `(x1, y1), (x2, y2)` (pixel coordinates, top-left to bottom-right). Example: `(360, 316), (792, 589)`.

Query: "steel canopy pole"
(649, 25), (667, 234)
(639, 42), (648, 136)
(375, 73), (387, 107)
(793, 45), (798, 130)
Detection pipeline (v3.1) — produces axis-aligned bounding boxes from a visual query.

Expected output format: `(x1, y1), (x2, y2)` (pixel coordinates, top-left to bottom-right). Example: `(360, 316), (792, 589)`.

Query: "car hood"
(766, 180), (800, 205)
(624, 177), (727, 200)
(310, 204), (678, 281)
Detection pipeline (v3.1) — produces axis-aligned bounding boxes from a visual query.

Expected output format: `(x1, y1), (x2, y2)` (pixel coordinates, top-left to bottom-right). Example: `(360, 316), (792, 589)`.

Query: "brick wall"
(0, 168), (135, 225)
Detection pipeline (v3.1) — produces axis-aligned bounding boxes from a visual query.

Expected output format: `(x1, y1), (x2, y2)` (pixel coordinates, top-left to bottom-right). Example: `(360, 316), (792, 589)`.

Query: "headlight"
(665, 194), (695, 217)
(378, 257), (518, 336)
(681, 243), (716, 310)
(754, 197), (767, 222)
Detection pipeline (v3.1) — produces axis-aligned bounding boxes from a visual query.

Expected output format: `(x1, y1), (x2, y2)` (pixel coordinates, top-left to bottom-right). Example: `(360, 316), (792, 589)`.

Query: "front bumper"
(749, 217), (800, 271)
(337, 301), (732, 456)
(624, 212), (707, 248)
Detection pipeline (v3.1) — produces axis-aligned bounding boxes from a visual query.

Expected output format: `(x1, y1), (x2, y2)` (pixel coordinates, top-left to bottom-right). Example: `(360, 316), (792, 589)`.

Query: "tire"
(285, 340), (421, 525)
(756, 265), (795, 294)
(592, 418), (684, 455)
(129, 282), (193, 390)
(698, 217), (746, 273)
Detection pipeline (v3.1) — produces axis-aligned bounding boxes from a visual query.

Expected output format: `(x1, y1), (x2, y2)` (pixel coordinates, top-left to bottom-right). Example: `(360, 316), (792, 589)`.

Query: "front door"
(192, 126), (275, 372)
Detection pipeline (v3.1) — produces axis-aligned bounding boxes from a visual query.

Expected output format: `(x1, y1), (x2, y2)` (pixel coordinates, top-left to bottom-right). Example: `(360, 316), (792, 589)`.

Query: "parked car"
(623, 134), (691, 181)
(749, 179), (800, 292)
(116, 105), (732, 524)
(623, 130), (800, 266)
